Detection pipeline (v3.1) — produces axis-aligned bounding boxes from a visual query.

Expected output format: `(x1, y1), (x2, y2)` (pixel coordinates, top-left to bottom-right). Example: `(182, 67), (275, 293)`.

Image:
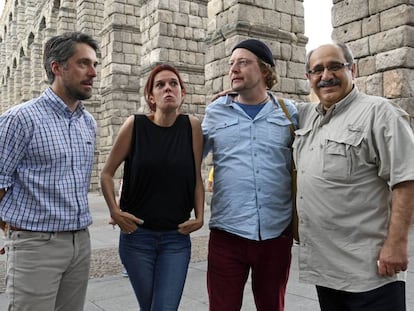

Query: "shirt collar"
(43, 87), (85, 119)
(315, 85), (359, 125)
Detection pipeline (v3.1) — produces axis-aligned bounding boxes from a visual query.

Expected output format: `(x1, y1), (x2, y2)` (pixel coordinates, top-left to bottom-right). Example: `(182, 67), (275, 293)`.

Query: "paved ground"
(0, 192), (413, 310)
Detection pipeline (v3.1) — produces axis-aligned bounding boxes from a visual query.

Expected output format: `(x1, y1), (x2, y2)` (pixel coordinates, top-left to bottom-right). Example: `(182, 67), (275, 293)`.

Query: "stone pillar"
(205, 0), (309, 101)
(139, 0), (208, 116)
(13, 59), (22, 104)
(21, 56), (32, 102)
(0, 36), (5, 111)
(75, 0), (105, 190)
(15, 1), (26, 44)
(98, 0), (142, 189)
(25, 0), (37, 29)
(7, 68), (14, 107)
(0, 84), (7, 114)
(332, 0), (414, 115)
(7, 18), (17, 61)
(29, 41), (43, 98)
(76, 0), (104, 38)
(57, 0), (77, 32)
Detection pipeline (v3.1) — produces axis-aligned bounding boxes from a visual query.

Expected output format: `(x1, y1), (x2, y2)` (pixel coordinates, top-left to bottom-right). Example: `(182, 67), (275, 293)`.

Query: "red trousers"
(207, 229), (292, 311)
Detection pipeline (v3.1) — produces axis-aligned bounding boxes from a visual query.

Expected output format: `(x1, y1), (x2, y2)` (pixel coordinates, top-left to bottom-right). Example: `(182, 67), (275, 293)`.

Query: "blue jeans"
(119, 227), (191, 311)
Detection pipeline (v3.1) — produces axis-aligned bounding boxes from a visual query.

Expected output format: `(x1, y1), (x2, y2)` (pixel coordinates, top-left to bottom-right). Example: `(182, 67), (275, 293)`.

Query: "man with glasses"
(202, 39), (298, 310)
(294, 43), (414, 310)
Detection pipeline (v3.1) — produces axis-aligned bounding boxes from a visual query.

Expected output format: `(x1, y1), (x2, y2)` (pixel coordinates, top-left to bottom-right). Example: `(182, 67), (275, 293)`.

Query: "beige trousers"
(4, 229), (91, 311)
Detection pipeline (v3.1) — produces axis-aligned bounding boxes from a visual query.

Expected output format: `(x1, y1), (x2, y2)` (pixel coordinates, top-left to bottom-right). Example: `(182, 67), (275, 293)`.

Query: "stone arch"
(53, 0), (60, 10)
(27, 32), (34, 47)
(39, 16), (46, 31)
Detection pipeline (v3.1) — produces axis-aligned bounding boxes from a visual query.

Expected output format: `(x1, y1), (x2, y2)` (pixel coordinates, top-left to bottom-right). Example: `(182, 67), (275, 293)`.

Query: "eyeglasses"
(228, 59), (256, 69)
(307, 62), (351, 76)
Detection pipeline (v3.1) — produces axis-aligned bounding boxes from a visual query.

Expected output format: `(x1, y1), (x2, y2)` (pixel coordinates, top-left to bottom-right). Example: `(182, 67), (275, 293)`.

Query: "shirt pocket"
(78, 122), (96, 170)
(265, 115), (293, 147)
(292, 127), (312, 165)
(214, 118), (240, 150)
(323, 126), (364, 180)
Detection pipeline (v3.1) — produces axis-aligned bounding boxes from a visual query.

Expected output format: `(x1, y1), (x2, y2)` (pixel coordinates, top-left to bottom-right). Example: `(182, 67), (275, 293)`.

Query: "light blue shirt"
(202, 93), (298, 240)
(0, 88), (96, 231)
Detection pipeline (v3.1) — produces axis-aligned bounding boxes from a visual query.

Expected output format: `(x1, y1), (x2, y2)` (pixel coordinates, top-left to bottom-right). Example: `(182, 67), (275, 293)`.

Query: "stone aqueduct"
(0, 0), (413, 190)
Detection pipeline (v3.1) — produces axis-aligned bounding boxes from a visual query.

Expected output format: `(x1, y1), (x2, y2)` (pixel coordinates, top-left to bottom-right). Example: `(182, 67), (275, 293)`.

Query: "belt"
(6, 224), (86, 234)
(8, 225), (31, 232)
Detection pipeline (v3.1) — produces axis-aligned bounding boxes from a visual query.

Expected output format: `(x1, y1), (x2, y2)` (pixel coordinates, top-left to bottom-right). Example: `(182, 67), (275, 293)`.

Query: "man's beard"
(65, 83), (93, 101)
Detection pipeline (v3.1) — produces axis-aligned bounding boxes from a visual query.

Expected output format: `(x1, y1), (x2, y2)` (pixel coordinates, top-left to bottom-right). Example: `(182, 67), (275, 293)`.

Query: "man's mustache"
(317, 79), (341, 88)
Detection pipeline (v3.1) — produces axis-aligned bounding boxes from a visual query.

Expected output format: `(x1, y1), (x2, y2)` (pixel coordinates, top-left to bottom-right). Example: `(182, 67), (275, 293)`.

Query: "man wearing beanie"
(202, 38), (298, 310)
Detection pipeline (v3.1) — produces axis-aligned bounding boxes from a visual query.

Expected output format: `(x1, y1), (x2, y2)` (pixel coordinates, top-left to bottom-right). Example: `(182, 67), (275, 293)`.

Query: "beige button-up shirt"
(294, 87), (414, 291)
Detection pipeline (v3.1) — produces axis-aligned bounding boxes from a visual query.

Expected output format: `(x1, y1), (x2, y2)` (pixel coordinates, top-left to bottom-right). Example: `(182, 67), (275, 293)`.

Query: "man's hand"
(377, 238), (408, 276)
(211, 89), (237, 102)
(378, 180), (414, 276)
(0, 219), (5, 255)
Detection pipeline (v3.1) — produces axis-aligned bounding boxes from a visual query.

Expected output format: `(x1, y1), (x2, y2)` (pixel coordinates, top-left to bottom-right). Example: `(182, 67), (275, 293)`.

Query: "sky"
(304, 0), (333, 51)
(0, 0), (332, 51)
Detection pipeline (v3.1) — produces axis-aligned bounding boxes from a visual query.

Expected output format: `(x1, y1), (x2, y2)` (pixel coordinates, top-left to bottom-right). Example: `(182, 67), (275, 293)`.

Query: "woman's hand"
(178, 218), (204, 235)
(111, 210), (144, 234)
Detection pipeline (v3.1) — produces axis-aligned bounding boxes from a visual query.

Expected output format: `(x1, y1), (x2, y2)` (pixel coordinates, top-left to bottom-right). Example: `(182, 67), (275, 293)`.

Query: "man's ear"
(351, 63), (357, 79)
(51, 61), (62, 77)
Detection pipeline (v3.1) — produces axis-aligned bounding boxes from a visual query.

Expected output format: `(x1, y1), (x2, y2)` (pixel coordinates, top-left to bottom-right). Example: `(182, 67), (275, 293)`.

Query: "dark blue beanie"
(232, 39), (275, 67)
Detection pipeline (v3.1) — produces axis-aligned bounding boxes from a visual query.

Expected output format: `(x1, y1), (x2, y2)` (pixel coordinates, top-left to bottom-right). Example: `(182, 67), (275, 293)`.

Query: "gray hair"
(43, 32), (99, 84)
(305, 42), (354, 74)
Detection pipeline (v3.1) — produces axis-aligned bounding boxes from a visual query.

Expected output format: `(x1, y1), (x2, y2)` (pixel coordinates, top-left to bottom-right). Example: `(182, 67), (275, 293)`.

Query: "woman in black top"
(101, 64), (204, 311)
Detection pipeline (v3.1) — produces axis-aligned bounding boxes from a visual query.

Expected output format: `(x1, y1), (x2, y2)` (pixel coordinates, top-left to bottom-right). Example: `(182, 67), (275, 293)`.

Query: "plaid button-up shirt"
(0, 88), (96, 232)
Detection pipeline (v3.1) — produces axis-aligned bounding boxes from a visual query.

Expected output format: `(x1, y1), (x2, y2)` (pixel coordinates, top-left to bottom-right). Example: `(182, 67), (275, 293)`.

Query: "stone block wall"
(332, 0), (414, 116)
(0, 0), (413, 190)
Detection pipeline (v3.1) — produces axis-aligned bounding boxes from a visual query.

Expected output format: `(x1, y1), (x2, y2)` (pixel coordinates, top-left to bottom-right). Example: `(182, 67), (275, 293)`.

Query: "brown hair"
(258, 60), (279, 89)
(144, 63), (186, 112)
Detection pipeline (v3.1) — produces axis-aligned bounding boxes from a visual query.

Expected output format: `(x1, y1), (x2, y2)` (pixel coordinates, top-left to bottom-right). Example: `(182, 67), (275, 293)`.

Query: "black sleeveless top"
(120, 114), (196, 230)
